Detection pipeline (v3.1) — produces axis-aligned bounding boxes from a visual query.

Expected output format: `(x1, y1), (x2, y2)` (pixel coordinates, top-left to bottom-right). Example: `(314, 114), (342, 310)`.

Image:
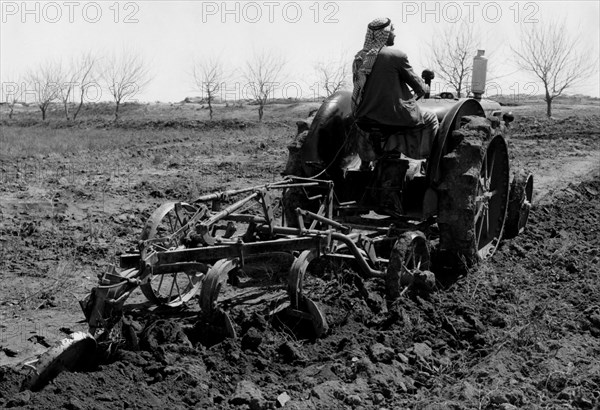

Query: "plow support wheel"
(140, 201), (204, 307)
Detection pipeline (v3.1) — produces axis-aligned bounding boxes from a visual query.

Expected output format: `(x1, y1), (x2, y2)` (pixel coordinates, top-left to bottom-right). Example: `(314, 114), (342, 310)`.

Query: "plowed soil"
(1, 104), (599, 409)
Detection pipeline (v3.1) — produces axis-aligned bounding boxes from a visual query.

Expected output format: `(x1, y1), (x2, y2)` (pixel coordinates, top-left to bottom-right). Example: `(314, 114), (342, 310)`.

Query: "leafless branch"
(427, 21), (480, 98)
(72, 52), (97, 120)
(58, 62), (76, 120)
(2, 75), (23, 119)
(314, 52), (350, 98)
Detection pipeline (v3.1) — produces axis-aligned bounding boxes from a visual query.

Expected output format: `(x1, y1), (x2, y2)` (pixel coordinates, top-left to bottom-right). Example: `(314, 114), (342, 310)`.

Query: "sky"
(1, 0), (599, 103)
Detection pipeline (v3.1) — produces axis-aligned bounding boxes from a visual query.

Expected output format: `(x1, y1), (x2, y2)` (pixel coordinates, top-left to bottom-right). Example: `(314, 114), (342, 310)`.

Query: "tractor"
(282, 53), (532, 282)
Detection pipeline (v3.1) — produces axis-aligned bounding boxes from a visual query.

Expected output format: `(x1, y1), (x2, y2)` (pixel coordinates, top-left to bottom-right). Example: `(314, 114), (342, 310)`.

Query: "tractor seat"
(355, 117), (423, 135)
(355, 117), (429, 159)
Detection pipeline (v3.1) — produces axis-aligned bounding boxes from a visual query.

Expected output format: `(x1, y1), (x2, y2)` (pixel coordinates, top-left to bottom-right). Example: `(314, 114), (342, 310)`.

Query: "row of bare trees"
(5, 20), (595, 122)
(7, 49), (345, 123)
(191, 52), (285, 122)
(5, 50), (150, 121)
(428, 20), (596, 117)
(191, 51), (349, 121)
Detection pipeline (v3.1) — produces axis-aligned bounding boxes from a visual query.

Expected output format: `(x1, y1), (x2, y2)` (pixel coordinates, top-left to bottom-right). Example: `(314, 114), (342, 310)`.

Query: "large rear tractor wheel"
(139, 202), (205, 307)
(437, 116), (510, 268)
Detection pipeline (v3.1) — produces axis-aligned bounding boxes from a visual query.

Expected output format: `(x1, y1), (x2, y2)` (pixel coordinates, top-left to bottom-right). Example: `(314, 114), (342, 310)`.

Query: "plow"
(20, 53), (535, 391)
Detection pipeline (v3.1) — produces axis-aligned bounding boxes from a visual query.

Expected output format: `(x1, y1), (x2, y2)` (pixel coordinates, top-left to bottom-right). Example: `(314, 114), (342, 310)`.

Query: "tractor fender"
(425, 98), (486, 186)
(299, 90), (356, 178)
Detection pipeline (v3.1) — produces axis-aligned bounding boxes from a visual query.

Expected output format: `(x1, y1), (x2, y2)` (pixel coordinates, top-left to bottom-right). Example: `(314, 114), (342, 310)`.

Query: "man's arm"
(397, 54), (426, 97)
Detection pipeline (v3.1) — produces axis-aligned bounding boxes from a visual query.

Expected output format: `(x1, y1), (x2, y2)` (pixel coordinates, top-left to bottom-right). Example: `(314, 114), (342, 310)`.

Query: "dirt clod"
(230, 380), (266, 410)
(275, 392), (290, 408)
(140, 319), (192, 351)
(411, 342), (433, 360)
(369, 343), (395, 364)
(278, 341), (307, 364)
(241, 327), (263, 351)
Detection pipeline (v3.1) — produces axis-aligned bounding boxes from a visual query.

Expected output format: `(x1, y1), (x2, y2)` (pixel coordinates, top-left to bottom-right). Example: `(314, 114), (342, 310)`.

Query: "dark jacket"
(354, 47), (426, 126)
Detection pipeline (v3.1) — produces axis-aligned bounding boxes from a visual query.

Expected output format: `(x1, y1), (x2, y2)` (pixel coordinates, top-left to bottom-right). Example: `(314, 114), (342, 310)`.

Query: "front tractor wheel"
(437, 116), (510, 268)
(503, 171), (534, 239)
(386, 231), (432, 299)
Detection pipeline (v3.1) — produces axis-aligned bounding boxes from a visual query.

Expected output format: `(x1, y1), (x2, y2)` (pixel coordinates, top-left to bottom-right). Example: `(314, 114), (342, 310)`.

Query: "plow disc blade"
(195, 251), (329, 343)
(279, 295), (328, 339)
(284, 250), (329, 338)
(197, 308), (238, 343)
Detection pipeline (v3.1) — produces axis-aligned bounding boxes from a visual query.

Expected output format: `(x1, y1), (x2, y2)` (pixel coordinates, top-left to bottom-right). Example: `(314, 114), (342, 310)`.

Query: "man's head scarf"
(352, 17), (393, 114)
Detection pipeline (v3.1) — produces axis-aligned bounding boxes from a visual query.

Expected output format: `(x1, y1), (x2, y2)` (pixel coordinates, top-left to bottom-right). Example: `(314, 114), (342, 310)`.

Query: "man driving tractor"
(352, 17), (439, 160)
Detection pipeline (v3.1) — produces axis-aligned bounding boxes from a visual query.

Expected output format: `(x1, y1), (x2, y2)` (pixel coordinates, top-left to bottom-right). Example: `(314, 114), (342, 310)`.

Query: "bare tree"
(314, 53), (350, 97)
(192, 56), (223, 120)
(2, 76), (22, 119)
(102, 50), (151, 121)
(243, 50), (286, 121)
(27, 62), (62, 121)
(428, 21), (479, 98)
(512, 20), (597, 118)
(72, 52), (97, 120)
(58, 62), (76, 120)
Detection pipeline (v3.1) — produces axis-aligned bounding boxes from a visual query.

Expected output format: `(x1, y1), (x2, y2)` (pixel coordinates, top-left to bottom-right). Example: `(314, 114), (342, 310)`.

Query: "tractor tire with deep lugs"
(437, 116), (510, 268)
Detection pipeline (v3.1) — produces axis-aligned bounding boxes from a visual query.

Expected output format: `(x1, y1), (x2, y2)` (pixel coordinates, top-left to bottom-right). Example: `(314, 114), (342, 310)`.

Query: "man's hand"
(416, 85), (430, 100)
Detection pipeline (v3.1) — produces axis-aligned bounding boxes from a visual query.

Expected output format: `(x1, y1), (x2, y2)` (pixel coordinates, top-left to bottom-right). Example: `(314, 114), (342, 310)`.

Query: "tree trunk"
(258, 104), (264, 122)
(63, 100), (70, 120)
(73, 90), (85, 120)
(39, 103), (48, 121)
(545, 93), (552, 118)
(114, 101), (120, 121)
(208, 95), (213, 120)
(8, 105), (14, 119)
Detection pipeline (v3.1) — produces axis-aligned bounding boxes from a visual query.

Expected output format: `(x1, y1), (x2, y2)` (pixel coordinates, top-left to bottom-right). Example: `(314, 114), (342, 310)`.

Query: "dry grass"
(0, 123), (293, 159)
(1, 99), (321, 126)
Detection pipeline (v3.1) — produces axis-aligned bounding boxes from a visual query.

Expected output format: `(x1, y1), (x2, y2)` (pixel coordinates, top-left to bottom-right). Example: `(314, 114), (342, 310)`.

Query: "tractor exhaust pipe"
(471, 50), (487, 100)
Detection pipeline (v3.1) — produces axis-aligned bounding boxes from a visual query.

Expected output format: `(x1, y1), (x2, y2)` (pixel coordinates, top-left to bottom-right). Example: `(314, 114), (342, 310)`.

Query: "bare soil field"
(0, 101), (599, 409)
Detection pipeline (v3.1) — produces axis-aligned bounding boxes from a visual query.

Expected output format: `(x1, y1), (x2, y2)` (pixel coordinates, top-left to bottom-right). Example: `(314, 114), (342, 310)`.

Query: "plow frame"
(81, 176), (432, 338)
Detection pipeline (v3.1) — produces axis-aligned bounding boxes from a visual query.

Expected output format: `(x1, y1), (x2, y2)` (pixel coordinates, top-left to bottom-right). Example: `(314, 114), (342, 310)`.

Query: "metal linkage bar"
(269, 226), (385, 278)
(192, 179), (326, 204)
(155, 236), (323, 265)
(202, 192), (260, 227)
(297, 208), (350, 234)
